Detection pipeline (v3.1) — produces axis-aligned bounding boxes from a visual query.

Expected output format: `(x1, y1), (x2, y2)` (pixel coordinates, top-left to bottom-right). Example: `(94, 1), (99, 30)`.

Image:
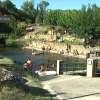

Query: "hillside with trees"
(0, 0), (100, 46)
(0, 0), (49, 39)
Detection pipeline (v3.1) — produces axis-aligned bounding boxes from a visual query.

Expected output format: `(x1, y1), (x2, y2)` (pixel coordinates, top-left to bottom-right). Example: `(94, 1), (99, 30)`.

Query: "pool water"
(0, 47), (85, 73)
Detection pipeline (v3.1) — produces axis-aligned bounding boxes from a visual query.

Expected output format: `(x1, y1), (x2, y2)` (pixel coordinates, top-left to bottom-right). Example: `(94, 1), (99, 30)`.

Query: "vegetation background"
(0, 0), (100, 41)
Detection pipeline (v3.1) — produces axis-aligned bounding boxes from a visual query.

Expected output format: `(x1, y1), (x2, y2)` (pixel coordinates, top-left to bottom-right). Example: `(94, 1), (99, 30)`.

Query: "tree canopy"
(44, 4), (100, 38)
(0, 0), (100, 40)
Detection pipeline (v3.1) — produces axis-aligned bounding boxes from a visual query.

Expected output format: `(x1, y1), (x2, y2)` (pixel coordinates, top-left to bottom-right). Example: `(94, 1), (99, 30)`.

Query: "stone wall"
(32, 41), (91, 54)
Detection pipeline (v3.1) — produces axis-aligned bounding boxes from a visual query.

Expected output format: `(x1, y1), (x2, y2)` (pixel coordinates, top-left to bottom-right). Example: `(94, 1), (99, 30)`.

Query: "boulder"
(0, 68), (23, 81)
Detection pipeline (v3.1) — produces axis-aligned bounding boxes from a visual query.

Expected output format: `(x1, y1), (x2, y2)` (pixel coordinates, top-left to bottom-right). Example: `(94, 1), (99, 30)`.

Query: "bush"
(17, 22), (27, 29)
(10, 28), (24, 39)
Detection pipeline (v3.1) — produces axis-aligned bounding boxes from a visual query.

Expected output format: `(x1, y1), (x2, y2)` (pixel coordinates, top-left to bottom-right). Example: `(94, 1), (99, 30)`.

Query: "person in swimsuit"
(42, 46), (45, 50)
(41, 64), (46, 71)
(45, 66), (49, 71)
(23, 61), (28, 71)
(27, 59), (33, 74)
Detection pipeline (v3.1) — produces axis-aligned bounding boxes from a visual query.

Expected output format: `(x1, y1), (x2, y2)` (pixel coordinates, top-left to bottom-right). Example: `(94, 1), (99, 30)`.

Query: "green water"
(0, 47), (85, 73)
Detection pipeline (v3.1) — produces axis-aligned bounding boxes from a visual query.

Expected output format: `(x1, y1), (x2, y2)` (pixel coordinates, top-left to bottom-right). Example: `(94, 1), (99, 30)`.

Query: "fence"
(94, 59), (100, 76)
(60, 62), (87, 76)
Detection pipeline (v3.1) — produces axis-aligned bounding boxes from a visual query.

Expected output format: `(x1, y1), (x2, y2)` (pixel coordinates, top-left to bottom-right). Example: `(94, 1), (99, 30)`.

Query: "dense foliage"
(44, 4), (100, 39)
(0, 0), (100, 40)
(0, 0), (49, 39)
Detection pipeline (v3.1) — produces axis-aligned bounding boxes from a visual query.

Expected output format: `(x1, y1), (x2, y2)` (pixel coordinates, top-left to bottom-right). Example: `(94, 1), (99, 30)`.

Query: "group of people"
(23, 59), (33, 74)
(60, 49), (68, 54)
(40, 63), (55, 72)
(42, 46), (51, 51)
(23, 59), (56, 74)
(59, 49), (79, 56)
(46, 46), (51, 51)
(73, 49), (79, 56)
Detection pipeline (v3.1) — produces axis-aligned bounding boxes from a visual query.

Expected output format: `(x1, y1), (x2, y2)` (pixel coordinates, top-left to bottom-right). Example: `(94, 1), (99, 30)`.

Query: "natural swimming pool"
(0, 47), (85, 73)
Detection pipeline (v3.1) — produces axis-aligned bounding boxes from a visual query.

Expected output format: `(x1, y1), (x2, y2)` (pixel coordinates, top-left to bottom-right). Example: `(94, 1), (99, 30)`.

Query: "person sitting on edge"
(32, 49), (36, 52)
(66, 49), (69, 54)
(73, 50), (76, 56)
(41, 64), (46, 71)
(60, 50), (64, 54)
(46, 66), (50, 71)
(42, 46), (45, 50)
(75, 49), (79, 56)
(51, 64), (55, 71)
(22, 44), (26, 50)
(46, 47), (49, 51)
(23, 61), (28, 71)
(48, 46), (51, 51)
(52, 64), (55, 68)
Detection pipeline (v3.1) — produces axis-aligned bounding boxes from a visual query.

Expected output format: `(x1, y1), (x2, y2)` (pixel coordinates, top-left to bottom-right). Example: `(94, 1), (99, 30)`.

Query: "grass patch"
(26, 38), (36, 42)
(0, 55), (42, 87)
(55, 39), (84, 45)
(5, 38), (36, 47)
(5, 38), (26, 47)
(1, 80), (53, 100)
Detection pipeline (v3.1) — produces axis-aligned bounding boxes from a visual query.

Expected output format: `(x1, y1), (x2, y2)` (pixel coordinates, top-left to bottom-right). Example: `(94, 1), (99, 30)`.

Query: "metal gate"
(94, 59), (100, 76)
(60, 62), (87, 76)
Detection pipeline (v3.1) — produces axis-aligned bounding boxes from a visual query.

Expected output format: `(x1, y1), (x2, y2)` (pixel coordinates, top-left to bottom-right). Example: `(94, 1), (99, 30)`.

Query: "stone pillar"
(87, 58), (97, 78)
(57, 60), (63, 75)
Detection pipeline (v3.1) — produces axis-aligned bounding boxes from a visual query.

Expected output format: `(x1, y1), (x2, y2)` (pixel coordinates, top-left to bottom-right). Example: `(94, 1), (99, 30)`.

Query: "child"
(46, 66), (49, 71)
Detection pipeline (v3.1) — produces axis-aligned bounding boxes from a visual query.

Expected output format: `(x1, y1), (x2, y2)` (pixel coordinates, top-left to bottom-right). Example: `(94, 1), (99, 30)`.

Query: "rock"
(0, 68), (23, 81)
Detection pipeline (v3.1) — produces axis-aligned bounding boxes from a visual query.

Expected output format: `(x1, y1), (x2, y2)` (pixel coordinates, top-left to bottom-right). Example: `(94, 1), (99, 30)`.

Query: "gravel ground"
(38, 75), (100, 100)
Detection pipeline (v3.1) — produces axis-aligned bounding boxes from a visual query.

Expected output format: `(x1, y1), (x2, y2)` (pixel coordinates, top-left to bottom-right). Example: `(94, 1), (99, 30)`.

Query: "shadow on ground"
(37, 74), (59, 81)
(1, 80), (55, 99)
(67, 92), (100, 99)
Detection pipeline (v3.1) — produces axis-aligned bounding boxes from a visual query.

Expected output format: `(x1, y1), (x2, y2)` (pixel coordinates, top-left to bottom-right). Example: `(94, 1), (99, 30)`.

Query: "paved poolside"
(38, 74), (100, 100)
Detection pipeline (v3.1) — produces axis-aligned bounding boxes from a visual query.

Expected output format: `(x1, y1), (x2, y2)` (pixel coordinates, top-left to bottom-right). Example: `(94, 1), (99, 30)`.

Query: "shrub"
(10, 28), (24, 39)
(17, 22), (27, 29)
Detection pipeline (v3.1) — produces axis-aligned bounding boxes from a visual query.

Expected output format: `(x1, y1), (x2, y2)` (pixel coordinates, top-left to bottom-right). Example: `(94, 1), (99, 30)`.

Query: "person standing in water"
(23, 61), (28, 71)
(27, 59), (33, 74)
